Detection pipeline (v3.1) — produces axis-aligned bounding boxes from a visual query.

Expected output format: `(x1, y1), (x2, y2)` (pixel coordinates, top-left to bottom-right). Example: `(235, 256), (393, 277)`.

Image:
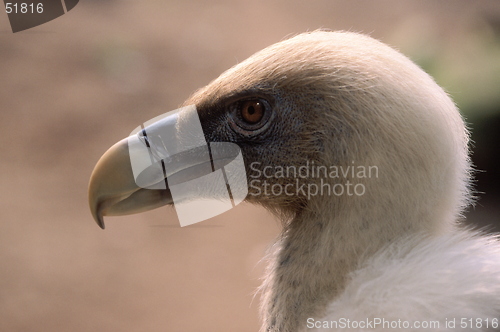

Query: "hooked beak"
(88, 105), (248, 229)
(88, 138), (173, 229)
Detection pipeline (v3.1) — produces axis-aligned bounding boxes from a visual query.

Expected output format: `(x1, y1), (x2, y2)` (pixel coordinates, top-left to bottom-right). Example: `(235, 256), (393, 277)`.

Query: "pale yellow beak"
(88, 138), (172, 229)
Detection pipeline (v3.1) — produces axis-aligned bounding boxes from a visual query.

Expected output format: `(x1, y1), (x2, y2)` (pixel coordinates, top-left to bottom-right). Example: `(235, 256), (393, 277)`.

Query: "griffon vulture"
(88, 31), (500, 332)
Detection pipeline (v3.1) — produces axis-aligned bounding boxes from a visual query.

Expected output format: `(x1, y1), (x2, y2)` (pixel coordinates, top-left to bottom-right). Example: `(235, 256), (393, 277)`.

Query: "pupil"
(248, 105), (255, 115)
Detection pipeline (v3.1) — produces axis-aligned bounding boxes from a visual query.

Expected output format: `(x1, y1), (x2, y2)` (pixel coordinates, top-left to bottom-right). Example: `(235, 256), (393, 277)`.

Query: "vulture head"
(88, 31), (472, 331)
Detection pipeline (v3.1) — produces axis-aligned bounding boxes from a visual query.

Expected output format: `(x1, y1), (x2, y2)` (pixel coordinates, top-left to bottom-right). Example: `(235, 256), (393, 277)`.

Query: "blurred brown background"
(1, 1), (499, 331)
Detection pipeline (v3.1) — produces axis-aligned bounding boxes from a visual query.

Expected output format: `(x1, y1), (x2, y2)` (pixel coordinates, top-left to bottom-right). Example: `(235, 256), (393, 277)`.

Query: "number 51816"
(5, 3), (44, 14)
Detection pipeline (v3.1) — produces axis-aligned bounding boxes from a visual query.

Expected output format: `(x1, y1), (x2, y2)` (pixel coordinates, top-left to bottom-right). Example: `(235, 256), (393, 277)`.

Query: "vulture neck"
(261, 191), (439, 332)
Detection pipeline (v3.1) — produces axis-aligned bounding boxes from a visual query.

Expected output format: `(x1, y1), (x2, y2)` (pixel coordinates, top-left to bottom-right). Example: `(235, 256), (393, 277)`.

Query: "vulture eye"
(228, 97), (273, 134)
(241, 100), (264, 124)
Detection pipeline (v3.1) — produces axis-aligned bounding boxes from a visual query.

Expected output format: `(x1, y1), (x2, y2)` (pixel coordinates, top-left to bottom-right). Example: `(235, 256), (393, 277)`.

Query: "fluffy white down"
(311, 230), (500, 332)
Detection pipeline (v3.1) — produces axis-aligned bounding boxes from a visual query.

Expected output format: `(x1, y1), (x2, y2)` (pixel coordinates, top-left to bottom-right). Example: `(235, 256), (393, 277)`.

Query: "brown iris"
(241, 100), (264, 124)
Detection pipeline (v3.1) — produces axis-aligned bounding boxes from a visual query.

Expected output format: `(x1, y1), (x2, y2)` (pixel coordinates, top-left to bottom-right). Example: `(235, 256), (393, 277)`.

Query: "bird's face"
(88, 42), (329, 228)
(192, 86), (327, 213)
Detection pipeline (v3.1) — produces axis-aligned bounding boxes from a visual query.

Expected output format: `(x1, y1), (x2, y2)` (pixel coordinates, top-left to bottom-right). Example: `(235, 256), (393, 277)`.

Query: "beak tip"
(97, 218), (106, 230)
(91, 208), (106, 229)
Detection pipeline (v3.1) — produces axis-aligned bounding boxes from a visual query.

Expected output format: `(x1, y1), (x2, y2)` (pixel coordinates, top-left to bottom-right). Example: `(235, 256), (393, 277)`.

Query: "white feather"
(311, 230), (500, 331)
